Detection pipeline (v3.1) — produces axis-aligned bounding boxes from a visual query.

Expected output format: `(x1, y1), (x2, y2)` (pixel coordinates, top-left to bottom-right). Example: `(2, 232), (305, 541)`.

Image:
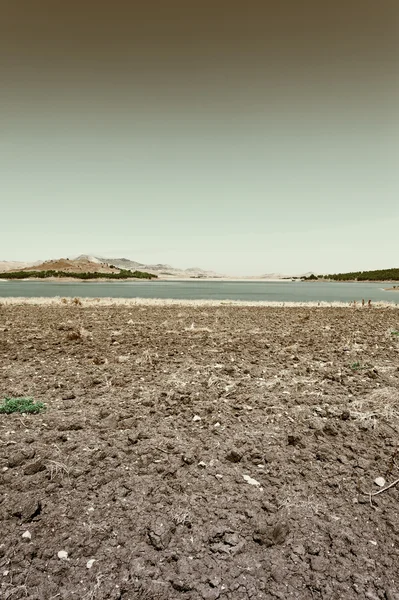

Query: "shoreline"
(2, 277), (399, 284)
(0, 276), (299, 283)
(0, 296), (398, 308)
(1, 276), (399, 284)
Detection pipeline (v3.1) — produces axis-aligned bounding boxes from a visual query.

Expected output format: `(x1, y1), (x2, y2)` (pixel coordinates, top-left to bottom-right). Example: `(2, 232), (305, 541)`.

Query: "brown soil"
(1, 304), (399, 600)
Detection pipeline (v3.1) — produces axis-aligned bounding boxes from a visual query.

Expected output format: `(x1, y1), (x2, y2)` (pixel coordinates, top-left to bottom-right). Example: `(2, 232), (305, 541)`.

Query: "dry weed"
(136, 350), (158, 366)
(350, 388), (399, 425)
(47, 460), (70, 481)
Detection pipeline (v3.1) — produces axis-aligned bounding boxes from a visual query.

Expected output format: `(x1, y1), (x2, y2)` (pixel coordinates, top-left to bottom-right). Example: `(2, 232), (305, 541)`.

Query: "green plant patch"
(391, 330), (399, 336)
(0, 397), (45, 414)
(350, 362), (370, 371)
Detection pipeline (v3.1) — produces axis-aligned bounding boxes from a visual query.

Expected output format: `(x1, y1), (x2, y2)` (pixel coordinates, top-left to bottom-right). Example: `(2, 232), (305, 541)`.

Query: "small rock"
(323, 422), (338, 436)
(198, 461), (207, 468)
(374, 477), (386, 488)
(147, 519), (175, 550)
(224, 532), (239, 546)
(101, 416), (118, 430)
(365, 591), (380, 600)
(201, 589), (221, 600)
(171, 578), (193, 592)
(58, 550), (68, 560)
(182, 453), (195, 465)
(117, 355), (129, 363)
(62, 393), (76, 401)
(22, 531), (31, 541)
(310, 556), (325, 572)
(8, 452), (26, 468)
(86, 559), (95, 569)
(292, 544), (306, 556)
(12, 499), (41, 522)
(24, 460), (45, 476)
(243, 474), (261, 487)
(193, 415), (202, 422)
(271, 567), (285, 583)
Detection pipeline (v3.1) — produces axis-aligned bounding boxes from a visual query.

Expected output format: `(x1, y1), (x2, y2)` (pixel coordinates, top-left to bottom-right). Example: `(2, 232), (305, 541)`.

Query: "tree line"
(304, 268), (399, 282)
(0, 269), (157, 280)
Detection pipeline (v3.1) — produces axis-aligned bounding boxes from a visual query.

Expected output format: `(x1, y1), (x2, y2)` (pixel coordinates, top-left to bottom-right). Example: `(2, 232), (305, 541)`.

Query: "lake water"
(0, 279), (398, 303)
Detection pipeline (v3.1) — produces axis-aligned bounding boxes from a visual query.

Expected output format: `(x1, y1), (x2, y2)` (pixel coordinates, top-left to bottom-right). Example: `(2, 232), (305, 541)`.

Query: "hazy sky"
(1, 1), (398, 275)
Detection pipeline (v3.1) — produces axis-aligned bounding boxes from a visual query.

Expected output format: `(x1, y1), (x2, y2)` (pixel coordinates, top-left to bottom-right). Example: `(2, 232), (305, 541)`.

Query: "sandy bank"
(0, 296), (398, 308)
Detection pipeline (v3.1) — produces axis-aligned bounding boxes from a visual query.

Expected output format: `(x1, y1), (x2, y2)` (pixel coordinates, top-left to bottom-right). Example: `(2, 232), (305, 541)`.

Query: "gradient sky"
(1, 1), (398, 275)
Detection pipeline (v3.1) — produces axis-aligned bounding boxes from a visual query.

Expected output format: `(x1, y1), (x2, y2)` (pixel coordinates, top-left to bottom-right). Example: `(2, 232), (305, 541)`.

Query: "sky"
(1, 1), (398, 275)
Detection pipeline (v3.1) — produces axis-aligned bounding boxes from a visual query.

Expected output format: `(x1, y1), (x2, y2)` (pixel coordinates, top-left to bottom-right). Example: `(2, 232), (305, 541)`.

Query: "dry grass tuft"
(47, 460), (70, 482)
(350, 388), (399, 425)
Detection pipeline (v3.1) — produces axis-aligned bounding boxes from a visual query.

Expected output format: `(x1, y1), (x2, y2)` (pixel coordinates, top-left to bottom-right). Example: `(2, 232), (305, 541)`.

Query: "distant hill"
(0, 255), (221, 278)
(0, 254), (327, 280)
(0, 261), (37, 272)
(0, 257), (156, 280)
(74, 255), (221, 278)
(22, 258), (117, 274)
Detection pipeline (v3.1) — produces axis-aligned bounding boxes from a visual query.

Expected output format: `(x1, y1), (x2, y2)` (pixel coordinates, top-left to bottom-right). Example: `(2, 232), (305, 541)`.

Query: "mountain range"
(0, 256), (223, 278)
(0, 255), (314, 279)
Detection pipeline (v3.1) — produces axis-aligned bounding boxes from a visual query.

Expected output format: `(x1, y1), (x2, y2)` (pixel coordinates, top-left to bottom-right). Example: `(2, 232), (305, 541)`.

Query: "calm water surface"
(0, 280), (397, 303)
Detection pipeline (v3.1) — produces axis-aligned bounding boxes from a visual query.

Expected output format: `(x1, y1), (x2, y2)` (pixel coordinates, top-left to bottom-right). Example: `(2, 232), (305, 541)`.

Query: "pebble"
(193, 415), (201, 422)
(22, 531), (31, 540)
(374, 477), (386, 487)
(198, 461), (207, 468)
(58, 550), (69, 560)
(86, 559), (95, 569)
(243, 474), (261, 487)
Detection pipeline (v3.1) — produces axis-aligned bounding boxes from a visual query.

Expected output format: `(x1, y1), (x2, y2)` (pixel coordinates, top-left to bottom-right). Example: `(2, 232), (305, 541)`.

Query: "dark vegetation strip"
(0, 269), (157, 280)
(304, 268), (399, 282)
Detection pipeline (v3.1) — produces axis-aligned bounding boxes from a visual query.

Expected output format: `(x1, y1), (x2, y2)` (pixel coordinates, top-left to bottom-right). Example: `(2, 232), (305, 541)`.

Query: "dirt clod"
(253, 522), (290, 546)
(148, 519), (176, 550)
(225, 448), (243, 463)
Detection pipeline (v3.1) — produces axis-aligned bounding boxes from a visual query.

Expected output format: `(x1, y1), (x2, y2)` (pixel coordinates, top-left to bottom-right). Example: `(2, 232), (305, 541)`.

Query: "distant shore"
(0, 275), (294, 283)
(2, 275), (399, 284)
(305, 279), (399, 284)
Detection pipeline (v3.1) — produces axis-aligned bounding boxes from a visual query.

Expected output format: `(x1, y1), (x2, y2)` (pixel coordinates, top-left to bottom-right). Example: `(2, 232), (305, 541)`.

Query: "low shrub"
(0, 397), (46, 414)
